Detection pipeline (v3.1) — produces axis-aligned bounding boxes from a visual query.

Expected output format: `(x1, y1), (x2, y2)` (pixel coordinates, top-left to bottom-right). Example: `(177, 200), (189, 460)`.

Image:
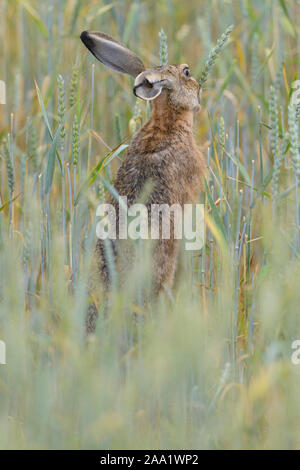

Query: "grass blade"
(75, 142), (128, 205)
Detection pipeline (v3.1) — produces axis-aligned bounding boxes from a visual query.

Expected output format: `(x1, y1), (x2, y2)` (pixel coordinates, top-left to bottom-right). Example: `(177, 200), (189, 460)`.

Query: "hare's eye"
(183, 68), (190, 77)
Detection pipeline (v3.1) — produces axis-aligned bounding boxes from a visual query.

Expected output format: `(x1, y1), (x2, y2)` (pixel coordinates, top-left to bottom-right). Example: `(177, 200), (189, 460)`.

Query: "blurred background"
(1, 0), (300, 450)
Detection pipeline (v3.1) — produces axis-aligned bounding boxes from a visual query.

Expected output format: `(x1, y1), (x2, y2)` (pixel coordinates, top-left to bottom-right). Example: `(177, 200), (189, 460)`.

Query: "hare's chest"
(148, 146), (203, 203)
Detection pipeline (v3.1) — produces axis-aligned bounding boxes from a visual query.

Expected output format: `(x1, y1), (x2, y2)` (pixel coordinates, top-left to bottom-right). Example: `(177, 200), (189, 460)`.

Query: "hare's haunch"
(80, 31), (205, 333)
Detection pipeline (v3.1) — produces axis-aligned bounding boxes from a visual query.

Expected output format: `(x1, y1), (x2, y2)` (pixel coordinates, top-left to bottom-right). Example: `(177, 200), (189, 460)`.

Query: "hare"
(80, 31), (205, 333)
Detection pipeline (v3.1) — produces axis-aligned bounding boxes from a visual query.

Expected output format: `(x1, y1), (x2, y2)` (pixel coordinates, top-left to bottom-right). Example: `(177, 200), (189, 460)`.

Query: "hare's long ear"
(80, 31), (145, 78)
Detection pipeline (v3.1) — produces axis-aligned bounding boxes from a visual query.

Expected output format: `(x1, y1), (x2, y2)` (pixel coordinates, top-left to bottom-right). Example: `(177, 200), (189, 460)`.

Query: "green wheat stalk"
(57, 74), (67, 262)
(289, 104), (300, 179)
(288, 103), (300, 252)
(159, 28), (168, 66)
(3, 137), (15, 200)
(199, 24), (234, 88)
(2, 136), (15, 234)
(269, 86), (280, 189)
(28, 124), (38, 173)
(72, 113), (80, 200)
(69, 66), (79, 108)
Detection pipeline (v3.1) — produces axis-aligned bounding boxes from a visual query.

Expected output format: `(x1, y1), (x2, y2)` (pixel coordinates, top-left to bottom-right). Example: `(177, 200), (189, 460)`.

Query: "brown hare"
(80, 31), (205, 333)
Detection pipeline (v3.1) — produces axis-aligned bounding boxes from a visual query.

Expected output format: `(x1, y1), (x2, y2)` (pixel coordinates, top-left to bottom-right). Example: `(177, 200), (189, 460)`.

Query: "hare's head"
(80, 31), (200, 111)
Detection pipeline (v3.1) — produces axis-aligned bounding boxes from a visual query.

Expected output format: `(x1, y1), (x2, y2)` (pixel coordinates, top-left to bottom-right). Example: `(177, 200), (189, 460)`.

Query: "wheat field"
(1, 0), (300, 450)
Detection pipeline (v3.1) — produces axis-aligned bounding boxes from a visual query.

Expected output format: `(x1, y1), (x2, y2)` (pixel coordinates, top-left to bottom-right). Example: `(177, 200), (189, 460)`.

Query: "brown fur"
(80, 35), (205, 333)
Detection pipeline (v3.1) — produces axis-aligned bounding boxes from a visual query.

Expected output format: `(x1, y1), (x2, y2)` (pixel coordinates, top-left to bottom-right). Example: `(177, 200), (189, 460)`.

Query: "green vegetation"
(1, 0), (300, 450)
